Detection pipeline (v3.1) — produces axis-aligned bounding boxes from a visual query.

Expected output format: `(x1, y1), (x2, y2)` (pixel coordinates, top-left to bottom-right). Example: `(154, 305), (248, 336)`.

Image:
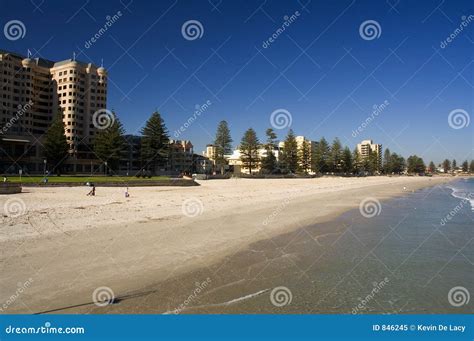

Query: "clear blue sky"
(1, 0), (473, 163)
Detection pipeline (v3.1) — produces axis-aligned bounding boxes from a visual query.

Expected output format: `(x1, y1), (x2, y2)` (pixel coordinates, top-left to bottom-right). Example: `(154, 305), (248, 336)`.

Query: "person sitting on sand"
(87, 185), (96, 196)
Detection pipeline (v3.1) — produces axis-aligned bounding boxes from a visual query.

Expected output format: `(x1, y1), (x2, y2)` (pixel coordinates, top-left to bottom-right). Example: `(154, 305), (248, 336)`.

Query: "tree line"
(215, 121), (402, 175)
(43, 110), (171, 175)
(42, 113), (474, 176)
(214, 121), (474, 176)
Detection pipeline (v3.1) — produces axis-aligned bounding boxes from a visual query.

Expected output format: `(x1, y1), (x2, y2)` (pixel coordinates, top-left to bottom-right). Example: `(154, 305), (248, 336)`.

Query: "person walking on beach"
(87, 184), (96, 196)
(125, 187), (130, 198)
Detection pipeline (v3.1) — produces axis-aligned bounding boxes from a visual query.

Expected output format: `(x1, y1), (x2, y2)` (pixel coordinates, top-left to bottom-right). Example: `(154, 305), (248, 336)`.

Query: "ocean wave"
(447, 186), (474, 211)
(162, 288), (270, 314)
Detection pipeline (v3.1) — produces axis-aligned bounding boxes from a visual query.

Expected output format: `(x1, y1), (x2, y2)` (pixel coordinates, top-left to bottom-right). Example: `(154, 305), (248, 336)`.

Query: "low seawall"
(20, 179), (199, 187)
(0, 183), (22, 194)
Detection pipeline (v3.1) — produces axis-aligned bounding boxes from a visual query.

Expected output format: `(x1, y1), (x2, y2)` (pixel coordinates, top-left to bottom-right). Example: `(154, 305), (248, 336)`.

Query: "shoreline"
(0, 176), (456, 313)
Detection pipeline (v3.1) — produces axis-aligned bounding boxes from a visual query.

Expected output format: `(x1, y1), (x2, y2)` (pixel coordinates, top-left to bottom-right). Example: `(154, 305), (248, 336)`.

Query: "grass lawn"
(5, 176), (171, 184)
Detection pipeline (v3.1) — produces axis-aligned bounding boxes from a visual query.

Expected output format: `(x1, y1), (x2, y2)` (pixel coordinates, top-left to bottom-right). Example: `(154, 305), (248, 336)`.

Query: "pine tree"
(442, 159), (451, 173)
(141, 111), (170, 174)
(342, 147), (353, 174)
(43, 111), (69, 175)
(470, 160), (474, 173)
(313, 137), (330, 174)
(93, 113), (125, 173)
(352, 148), (362, 174)
(407, 155), (426, 174)
(330, 138), (342, 173)
(452, 159), (457, 172)
(214, 120), (232, 174)
(461, 160), (468, 173)
(390, 153), (405, 174)
(383, 148), (392, 174)
(239, 128), (260, 174)
(367, 151), (379, 175)
(260, 128), (278, 174)
(428, 161), (436, 173)
(280, 129), (298, 173)
(298, 140), (311, 174)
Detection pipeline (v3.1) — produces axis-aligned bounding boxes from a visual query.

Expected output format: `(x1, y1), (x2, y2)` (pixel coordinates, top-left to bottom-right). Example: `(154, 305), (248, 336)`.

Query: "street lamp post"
(43, 159), (47, 176)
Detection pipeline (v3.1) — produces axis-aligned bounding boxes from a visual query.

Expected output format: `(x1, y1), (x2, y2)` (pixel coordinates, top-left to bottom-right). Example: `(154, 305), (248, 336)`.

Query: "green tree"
(43, 111), (69, 175)
(352, 148), (362, 174)
(93, 113), (125, 173)
(470, 160), (474, 173)
(260, 128), (278, 174)
(461, 160), (468, 173)
(214, 120), (233, 174)
(280, 129), (298, 173)
(313, 137), (330, 174)
(330, 138), (342, 173)
(298, 140), (311, 174)
(428, 161), (436, 173)
(383, 148), (392, 174)
(407, 155), (426, 174)
(341, 147), (353, 174)
(239, 128), (260, 174)
(442, 159), (451, 173)
(390, 153), (405, 174)
(367, 151), (379, 175)
(452, 159), (457, 172)
(141, 111), (170, 174)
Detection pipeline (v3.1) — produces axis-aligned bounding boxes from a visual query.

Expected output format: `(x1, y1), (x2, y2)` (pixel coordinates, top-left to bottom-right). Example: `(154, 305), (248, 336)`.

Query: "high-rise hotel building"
(357, 139), (382, 168)
(0, 49), (107, 173)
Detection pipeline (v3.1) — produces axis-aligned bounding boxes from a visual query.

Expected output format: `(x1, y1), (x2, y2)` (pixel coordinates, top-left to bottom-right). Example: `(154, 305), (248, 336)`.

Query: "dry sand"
(0, 176), (453, 313)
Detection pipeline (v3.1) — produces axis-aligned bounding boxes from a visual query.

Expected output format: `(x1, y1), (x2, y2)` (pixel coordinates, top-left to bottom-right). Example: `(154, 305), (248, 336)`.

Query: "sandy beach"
(0, 176), (454, 313)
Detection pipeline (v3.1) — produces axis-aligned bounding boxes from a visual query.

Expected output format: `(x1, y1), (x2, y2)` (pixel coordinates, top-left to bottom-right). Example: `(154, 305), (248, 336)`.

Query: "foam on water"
(447, 183), (474, 211)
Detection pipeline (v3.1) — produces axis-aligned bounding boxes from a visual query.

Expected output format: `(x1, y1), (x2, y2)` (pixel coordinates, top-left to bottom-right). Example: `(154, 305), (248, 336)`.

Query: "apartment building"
(203, 144), (218, 163)
(0, 50), (107, 174)
(357, 139), (382, 168)
(169, 139), (194, 173)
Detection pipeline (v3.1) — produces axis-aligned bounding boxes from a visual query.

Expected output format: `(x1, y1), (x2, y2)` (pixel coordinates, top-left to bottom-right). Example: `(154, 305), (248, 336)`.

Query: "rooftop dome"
(21, 58), (34, 67)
